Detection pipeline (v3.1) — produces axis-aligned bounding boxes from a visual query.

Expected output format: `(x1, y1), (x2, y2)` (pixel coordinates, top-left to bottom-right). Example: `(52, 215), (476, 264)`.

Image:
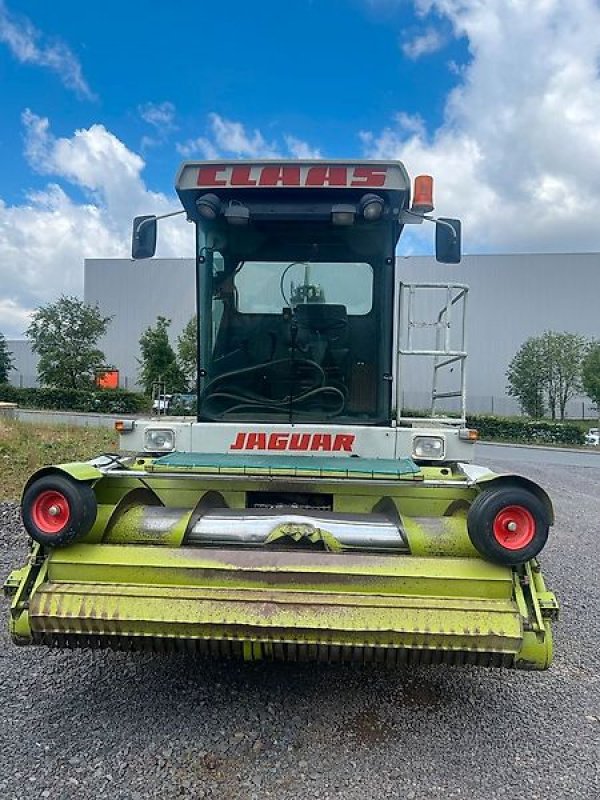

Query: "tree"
(541, 331), (587, 421)
(507, 331), (588, 420)
(0, 332), (14, 383)
(26, 296), (112, 389)
(582, 341), (600, 412)
(138, 316), (186, 396)
(506, 336), (546, 418)
(177, 314), (198, 389)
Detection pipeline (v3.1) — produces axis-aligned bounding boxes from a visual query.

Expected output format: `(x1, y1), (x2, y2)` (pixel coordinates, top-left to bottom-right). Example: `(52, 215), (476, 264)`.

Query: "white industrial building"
(7, 252), (600, 418)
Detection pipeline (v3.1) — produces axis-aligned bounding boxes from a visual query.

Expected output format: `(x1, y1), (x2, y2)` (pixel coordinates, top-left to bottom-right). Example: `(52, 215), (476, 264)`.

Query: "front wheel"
(467, 487), (550, 566)
(22, 475), (97, 547)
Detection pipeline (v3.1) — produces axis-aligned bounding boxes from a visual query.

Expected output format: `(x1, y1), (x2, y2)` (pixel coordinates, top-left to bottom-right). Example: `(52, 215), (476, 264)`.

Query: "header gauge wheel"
(22, 475), (97, 547)
(467, 487), (550, 566)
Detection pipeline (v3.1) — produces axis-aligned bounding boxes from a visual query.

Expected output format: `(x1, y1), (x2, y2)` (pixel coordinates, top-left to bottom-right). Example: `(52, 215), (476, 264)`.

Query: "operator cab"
(133, 160), (461, 426)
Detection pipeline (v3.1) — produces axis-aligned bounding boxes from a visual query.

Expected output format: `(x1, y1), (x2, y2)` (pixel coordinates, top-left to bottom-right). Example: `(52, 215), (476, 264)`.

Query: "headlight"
(144, 428), (175, 452)
(413, 435), (445, 460)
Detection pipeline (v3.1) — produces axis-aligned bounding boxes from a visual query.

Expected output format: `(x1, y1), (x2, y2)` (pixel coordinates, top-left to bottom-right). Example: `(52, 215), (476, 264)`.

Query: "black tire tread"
(22, 474), (97, 547)
(467, 486), (550, 566)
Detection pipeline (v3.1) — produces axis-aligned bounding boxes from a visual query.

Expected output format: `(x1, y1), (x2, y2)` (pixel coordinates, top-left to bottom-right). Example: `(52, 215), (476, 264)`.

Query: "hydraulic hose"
(199, 357), (347, 420)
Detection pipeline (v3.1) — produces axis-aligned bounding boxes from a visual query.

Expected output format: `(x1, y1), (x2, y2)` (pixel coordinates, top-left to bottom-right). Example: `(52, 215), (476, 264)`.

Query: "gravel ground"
(1, 456), (599, 800)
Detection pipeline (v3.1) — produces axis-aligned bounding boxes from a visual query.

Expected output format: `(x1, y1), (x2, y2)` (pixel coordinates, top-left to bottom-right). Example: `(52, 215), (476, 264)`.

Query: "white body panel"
(120, 420), (476, 463)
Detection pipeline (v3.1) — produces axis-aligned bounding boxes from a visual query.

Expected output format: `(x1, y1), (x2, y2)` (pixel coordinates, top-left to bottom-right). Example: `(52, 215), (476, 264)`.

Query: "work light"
(196, 193), (222, 220)
(359, 194), (384, 221)
(224, 202), (250, 225)
(144, 428), (176, 452)
(331, 204), (356, 226)
(412, 435), (445, 460)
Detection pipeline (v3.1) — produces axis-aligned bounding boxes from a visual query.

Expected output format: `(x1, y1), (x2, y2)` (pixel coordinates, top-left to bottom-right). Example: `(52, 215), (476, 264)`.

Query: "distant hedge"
(1, 388), (585, 443)
(401, 408), (585, 446)
(0, 385), (149, 415)
(466, 414), (584, 446)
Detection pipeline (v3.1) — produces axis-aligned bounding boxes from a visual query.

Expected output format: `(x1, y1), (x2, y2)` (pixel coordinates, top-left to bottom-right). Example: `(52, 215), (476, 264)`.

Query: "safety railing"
(396, 282), (469, 425)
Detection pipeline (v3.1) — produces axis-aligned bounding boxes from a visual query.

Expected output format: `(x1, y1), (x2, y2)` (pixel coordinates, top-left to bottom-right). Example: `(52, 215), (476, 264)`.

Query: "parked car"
(584, 427), (600, 446)
(170, 393), (196, 414)
(152, 394), (173, 412)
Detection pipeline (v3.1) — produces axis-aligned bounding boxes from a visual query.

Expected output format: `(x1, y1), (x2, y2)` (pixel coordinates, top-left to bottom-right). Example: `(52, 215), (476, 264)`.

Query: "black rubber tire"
(467, 486), (550, 566)
(22, 474), (97, 547)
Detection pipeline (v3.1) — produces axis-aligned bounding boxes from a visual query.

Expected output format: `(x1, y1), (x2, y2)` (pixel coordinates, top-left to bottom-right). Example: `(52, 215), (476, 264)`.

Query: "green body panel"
(23, 461), (104, 494)
(5, 456), (558, 669)
(473, 471), (555, 524)
(46, 543), (513, 596)
(84, 467), (477, 551)
(7, 542), (555, 668)
(103, 505), (191, 547)
(404, 515), (478, 558)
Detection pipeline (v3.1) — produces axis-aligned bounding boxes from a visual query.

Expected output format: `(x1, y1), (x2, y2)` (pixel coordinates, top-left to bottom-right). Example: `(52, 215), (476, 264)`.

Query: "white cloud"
(0, 113), (191, 337)
(0, 297), (34, 337)
(0, 0), (94, 99)
(284, 136), (322, 159)
(176, 114), (320, 160)
(0, 110), (323, 337)
(208, 114), (279, 158)
(138, 102), (177, 152)
(402, 27), (445, 59)
(371, 111), (426, 139)
(140, 134), (160, 152)
(176, 136), (220, 160)
(23, 109), (148, 220)
(139, 101), (176, 131)
(363, 0), (600, 253)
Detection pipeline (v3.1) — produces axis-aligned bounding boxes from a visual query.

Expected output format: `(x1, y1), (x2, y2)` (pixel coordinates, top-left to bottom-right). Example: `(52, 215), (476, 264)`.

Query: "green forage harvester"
(5, 160), (558, 669)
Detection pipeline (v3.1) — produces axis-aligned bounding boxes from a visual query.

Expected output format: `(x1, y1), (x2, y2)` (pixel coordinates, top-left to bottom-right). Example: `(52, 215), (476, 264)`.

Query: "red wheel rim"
(31, 490), (71, 535)
(493, 505), (536, 550)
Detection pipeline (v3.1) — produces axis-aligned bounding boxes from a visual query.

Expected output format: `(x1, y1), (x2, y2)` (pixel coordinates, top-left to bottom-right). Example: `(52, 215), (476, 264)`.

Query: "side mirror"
(435, 218), (461, 264)
(132, 215), (157, 259)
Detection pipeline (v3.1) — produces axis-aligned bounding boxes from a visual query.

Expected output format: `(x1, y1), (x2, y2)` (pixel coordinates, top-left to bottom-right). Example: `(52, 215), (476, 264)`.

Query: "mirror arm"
(400, 209), (457, 241)
(134, 209), (186, 237)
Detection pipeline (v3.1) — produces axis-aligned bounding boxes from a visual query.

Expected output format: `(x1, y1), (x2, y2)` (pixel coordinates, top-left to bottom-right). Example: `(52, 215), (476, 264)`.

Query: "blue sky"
(1, 0), (600, 336)
(0, 1), (465, 202)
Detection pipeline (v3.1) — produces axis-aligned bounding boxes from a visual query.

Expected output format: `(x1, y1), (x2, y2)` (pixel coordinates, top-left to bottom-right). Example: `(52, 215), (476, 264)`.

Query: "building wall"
(6, 339), (39, 388)
(397, 252), (600, 416)
(77, 252), (599, 417)
(84, 258), (195, 390)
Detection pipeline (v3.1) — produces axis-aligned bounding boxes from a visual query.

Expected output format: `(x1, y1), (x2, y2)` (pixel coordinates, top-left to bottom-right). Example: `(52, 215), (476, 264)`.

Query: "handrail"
(396, 282), (468, 423)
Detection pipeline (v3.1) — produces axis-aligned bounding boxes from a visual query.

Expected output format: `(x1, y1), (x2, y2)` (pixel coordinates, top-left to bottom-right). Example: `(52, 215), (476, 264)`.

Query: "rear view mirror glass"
(132, 215), (157, 259)
(435, 218), (461, 264)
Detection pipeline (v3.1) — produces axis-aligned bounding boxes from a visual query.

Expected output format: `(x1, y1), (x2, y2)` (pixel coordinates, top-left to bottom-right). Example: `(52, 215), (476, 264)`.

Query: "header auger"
(5, 160), (558, 669)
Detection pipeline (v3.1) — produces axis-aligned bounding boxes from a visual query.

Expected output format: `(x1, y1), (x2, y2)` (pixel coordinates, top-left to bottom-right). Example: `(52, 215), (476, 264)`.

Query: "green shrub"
(400, 408), (585, 446)
(466, 414), (584, 446)
(0, 386), (149, 415)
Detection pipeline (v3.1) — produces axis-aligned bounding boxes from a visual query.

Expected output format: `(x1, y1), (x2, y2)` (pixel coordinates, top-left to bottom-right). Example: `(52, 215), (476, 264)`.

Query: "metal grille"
(247, 491), (333, 512)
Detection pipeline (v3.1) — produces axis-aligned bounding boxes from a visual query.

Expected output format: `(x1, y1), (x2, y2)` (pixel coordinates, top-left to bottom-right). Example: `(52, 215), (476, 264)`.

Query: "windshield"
(235, 261), (373, 314)
(197, 251), (389, 424)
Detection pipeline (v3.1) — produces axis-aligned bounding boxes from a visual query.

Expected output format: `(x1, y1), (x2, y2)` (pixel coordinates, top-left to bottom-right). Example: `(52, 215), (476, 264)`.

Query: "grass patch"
(0, 418), (118, 502)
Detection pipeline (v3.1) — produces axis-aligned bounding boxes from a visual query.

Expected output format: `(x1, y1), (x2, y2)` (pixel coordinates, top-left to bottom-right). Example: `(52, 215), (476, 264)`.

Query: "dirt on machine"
(4, 160), (558, 669)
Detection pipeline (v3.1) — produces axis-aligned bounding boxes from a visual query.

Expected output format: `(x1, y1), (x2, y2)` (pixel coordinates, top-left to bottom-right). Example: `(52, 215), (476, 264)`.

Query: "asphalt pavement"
(1, 449), (599, 800)
(476, 440), (600, 468)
